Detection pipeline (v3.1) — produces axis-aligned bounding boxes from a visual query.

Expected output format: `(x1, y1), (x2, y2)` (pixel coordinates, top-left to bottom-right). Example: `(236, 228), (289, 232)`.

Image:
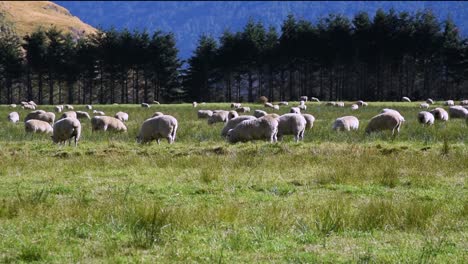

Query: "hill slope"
(0, 1), (97, 38)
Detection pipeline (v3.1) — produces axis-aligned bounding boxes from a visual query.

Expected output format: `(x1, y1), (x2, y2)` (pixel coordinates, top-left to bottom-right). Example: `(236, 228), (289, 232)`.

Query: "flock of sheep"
(5, 96), (468, 147)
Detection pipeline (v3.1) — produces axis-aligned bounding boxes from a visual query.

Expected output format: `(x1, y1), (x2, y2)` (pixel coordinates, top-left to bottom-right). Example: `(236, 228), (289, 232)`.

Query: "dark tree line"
(1, 9), (467, 104)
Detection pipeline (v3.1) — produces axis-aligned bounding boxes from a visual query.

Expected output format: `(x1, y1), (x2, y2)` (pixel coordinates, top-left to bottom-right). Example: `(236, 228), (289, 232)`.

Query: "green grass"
(0, 102), (467, 263)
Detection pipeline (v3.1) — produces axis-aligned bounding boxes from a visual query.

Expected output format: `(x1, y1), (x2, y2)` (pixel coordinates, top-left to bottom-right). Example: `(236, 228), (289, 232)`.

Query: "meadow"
(0, 102), (467, 263)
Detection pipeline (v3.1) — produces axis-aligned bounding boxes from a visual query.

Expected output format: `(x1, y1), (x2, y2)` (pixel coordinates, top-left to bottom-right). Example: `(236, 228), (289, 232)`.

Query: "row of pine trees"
(0, 9), (467, 104)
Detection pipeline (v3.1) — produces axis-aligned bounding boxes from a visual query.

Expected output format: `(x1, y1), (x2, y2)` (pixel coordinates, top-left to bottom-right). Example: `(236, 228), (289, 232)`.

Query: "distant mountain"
(55, 1), (468, 58)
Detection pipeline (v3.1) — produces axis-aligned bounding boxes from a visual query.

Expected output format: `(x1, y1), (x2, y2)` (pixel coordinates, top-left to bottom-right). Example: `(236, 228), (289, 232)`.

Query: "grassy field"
(0, 102), (467, 263)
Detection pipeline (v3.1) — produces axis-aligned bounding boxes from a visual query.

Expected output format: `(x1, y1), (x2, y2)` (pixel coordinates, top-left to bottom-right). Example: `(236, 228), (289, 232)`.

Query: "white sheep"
(76, 111), (91, 120)
(272, 105), (280, 110)
(460, 100), (468, 106)
(444, 100), (454, 106)
(114, 111), (129, 122)
(264, 102), (274, 108)
(426, 98), (434, 104)
(448, 106), (468, 118)
(310, 97), (320, 102)
(365, 112), (403, 135)
(54, 105), (63, 113)
(402, 97), (411, 102)
(24, 111), (55, 124)
(332, 116), (359, 131)
(418, 111), (434, 125)
(278, 101), (289, 106)
(93, 110), (105, 116)
(8, 112), (19, 123)
(299, 100), (306, 106)
(136, 115), (178, 144)
(430, 108), (449, 121)
(197, 110), (213, 119)
(351, 104), (359, 110)
(60, 111), (77, 120)
(356, 100), (368, 107)
(221, 115), (256, 137)
(299, 96), (308, 102)
(235, 107), (250, 113)
(193, 102), (198, 108)
(290, 107), (301, 114)
(420, 103), (429, 109)
(91, 116), (127, 132)
(335, 102), (345, 107)
(228, 110), (239, 120)
(10, 104), (16, 108)
(208, 111), (229, 125)
(65, 104), (74, 110)
(381, 109), (405, 122)
(277, 113), (307, 142)
(254, 110), (267, 118)
(25, 120), (53, 134)
(51, 117), (81, 146)
(141, 103), (151, 108)
(231, 103), (241, 108)
(22, 104), (35, 110)
(153, 101), (160, 105)
(28, 101), (37, 107)
(86, 105), (93, 110)
(302, 114), (315, 129)
(226, 115), (278, 143)
(298, 104), (307, 111)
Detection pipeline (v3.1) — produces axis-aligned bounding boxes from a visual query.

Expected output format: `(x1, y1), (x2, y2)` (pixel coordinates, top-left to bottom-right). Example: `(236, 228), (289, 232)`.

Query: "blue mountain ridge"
(54, 1), (468, 59)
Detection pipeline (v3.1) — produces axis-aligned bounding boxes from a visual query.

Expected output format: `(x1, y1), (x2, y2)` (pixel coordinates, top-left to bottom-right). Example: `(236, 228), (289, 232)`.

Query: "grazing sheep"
(381, 109), (405, 122)
(310, 97), (320, 102)
(60, 111), (77, 120)
(420, 103), (429, 109)
(93, 110), (105, 116)
(426, 98), (434, 104)
(332, 116), (359, 131)
(351, 104), (359, 110)
(299, 100), (306, 106)
(141, 103), (150, 108)
(136, 115), (178, 144)
(24, 111), (55, 124)
(24, 120), (53, 134)
(430, 108), (449, 121)
(221, 115), (256, 137)
(28, 101), (37, 107)
(418, 111), (434, 125)
(444, 100), (454, 106)
(226, 115), (278, 143)
(300, 96), (308, 102)
(278, 101), (289, 106)
(365, 112), (403, 135)
(152, 112), (164, 117)
(91, 116), (127, 132)
(460, 100), (468, 106)
(114, 111), (129, 122)
(254, 110), (268, 118)
(153, 101), (160, 105)
(231, 103), (241, 108)
(402, 97), (411, 102)
(51, 117), (81, 146)
(335, 102), (345, 107)
(20, 101), (29, 106)
(302, 114), (315, 129)
(228, 110), (239, 120)
(193, 102), (198, 108)
(10, 104), (16, 108)
(208, 111), (229, 125)
(235, 106), (251, 113)
(22, 104), (35, 110)
(298, 104), (307, 111)
(290, 107), (301, 114)
(448, 106), (468, 118)
(356, 100), (368, 107)
(86, 105), (93, 110)
(76, 111), (91, 120)
(264, 102), (274, 108)
(8, 112), (19, 123)
(197, 110), (213, 119)
(273, 105), (280, 110)
(54, 105), (63, 113)
(277, 113), (307, 142)
(325, 102), (336, 106)
(65, 104), (74, 110)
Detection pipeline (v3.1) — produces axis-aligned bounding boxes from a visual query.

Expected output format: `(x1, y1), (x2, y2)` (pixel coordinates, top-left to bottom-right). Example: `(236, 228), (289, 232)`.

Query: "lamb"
(365, 112), (403, 135)
(8, 112), (19, 123)
(356, 100), (368, 107)
(208, 111), (229, 125)
(302, 114), (315, 129)
(226, 115), (278, 143)
(418, 111), (434, 125)
(141, 103), (151, 108)
(114, 111), (129, 122)
(65, 104), (74, 110)
(197, 110), (213, 119)
(235, 107), (251, 113)
(24, 111), (55, 124)
(310, 97), (320, 102)
(254, 110), (268, 118)
(51, 117), (81, 147)
(54, 105), (63, 113)
(24, 120), (53, 134)
(430, 108), (449, 121)
(76, 111), (91, 120)
(93, 110), (105, 116)
(152, 112), (164, 117)
(332, 116), (359, 131)
(221, 115), (256, 137)
(193, 102), (198, 108)
(91, 116), (127, 132)
(300, 96), (308, 102)
(277, 113), (307, 142)
(136, 115), (178, 144)
(10, 104), (16, 108)
(335, 102), (345, 107)
(420, 103), (429, 109)
(351, 104), (359, 110)
(86, 105), (93, 110)
(402, 97), (411, 102)
(231, 103), (241, 108)
(444, 100), (454, 106)
(228, 110), (239, 120)
(278, 101), (289, 106)
(448, 106), (468, 118)
(60, 111), (77, 120)
(426, 98), (434, 104)
(290, 107), (301, 114)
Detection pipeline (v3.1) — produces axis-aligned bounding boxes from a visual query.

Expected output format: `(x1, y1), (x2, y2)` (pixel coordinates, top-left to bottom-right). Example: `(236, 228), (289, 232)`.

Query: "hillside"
(0, 1), (97, 39)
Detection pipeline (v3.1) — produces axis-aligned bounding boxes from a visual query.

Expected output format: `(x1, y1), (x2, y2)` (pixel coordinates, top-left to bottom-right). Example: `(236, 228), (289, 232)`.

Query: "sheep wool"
(137, 115), (178, 144)
(418, 111), (434, 125)
(227, 115), (278, 143)
(25, 120), (53, 134)
(91, 116), (127, 132)
(51, 117), (81, 146)
(332, 116), (359, 131)
(277, 113), (307, 142)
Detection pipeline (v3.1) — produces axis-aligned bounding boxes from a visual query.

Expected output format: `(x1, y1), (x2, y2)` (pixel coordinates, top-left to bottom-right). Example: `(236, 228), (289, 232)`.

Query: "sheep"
(76, 111), (91, 120)
(235, 107), (250, 113)
(24, 120), (53, 134)
(290, 107), (301, 114)
(310, 97), (320, 102)
(302, 114), (315, 129)
(325, 102), (336, 106)
(8, 112), (19, 123)
(226, 115), (278, 143)
(430, 108), (449, 121)
(201, 102), (206, 105)
(22, 104), (35, 110)
(141, 103), (151, 108)
(254, 110), (268, 118)
(264, 102), (274, 108)
(276, 113), (307, 142)
(153, 101), (160, 105)
(228, 110), (239, 120)
(365, 112), (403, 136)
(136, 115), (178, 144)
(114, 111), (129, 122)
(298, 104), (307, 111)
(152, 112), (164, 117)
(54, 105), (63, 113)
(278, 101), (289, 106)
(93, 110), (105, 116)
(231, 103), (241, 108)
(65, 104), (74, 110)
(193, 102), (198, 108)
(91, 116), (127, 132)
(351, 104), (359, 110)
(51, 117), (81, 146)
(335, 102), (345, 107)
(299, 96), (308, 102)
(299, 100), (306, 106)
(272, 105), (280, 110)
(221, 115), (256, 137)
(197, 110), (213, 119)
(21, 101), (29, 106)
(356, 100), (367, 107)
(460, 100), (468, 106)
(381, 109), (405, 122)
(28, 101), (37, 107)
(426, 98), (434, 104)
(444, 100), (454, 106)
(448, 106), (468, 118)
(24, 111), (55, 124)
(402, 97), (411, 102)
(60, 111), (77, 120)
(418, 111), (434, 126)
(208, 111), (229, 125)
(332, 116), (359, 131)
(10, 104), (16, 108)
(86, 105), (93, 110)
(420, 103), (429, 109)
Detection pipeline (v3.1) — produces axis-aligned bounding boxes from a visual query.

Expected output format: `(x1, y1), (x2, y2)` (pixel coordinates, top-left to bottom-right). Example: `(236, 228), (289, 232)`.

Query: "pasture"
(0, 102), (467, 263)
